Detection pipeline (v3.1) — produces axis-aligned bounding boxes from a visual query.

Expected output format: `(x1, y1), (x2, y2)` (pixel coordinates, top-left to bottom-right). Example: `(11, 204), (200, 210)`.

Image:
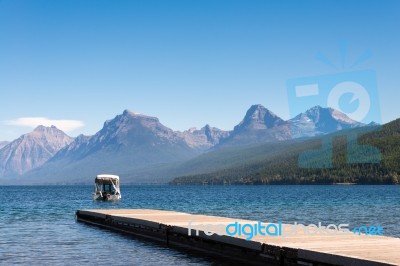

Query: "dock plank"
(76, 209), (400, 266)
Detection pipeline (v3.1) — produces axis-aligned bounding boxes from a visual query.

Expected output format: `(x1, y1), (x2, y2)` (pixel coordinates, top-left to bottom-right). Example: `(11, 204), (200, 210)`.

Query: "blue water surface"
(0, 185), (399, 265)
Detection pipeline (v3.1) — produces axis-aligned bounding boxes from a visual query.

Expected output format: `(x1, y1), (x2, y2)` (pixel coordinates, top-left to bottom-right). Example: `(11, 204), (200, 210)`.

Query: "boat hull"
(93, 193), (121, 201)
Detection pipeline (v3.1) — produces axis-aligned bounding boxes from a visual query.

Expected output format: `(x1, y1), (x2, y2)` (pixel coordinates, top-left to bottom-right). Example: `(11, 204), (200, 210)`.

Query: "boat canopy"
(95, 174), (120, 184)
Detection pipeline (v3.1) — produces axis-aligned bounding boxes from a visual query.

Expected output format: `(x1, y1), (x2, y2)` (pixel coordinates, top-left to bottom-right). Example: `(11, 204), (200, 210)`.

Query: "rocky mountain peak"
(103, 110), (161, 133)
(0, 126), (73, 176)
(33, 125), (47, 131)
(301, 105), (358, 125)
(234, 104), (284, 132)
(289, 105), (362, 136)
(122, 109), (144, 117)
(33, 124), (61, 133)
(179, 124), (229, 150)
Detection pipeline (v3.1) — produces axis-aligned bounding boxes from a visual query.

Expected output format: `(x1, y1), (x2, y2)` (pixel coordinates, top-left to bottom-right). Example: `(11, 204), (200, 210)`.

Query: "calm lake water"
(0, 185), (399, 265)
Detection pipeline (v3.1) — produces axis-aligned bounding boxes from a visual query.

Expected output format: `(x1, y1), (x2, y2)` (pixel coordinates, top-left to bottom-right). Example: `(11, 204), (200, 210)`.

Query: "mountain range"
(0, 105), (364, 184)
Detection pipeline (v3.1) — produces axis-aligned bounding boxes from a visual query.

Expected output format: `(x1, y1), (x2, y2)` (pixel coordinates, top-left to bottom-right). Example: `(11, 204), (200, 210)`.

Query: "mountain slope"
(21, 110), (201, 183)
(0, 126), (73, 177)
(0, 141), (9, 149)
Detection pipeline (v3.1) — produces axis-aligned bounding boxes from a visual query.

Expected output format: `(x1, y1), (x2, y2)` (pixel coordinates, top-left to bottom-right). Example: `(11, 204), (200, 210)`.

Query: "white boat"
(93, 174), (121, 201)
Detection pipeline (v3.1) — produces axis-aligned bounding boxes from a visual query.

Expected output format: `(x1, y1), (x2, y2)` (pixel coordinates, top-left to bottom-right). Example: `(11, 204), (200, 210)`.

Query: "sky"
(0, 0), (399, 141)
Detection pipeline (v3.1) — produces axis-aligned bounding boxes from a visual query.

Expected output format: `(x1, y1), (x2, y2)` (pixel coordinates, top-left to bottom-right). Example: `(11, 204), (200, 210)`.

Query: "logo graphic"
(187, 220), (384, 241)
(287, 43), (381, 168)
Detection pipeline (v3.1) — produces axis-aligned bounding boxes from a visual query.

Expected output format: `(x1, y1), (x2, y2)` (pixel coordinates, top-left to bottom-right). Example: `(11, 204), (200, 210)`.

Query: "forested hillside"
(171, 119), (400, 185)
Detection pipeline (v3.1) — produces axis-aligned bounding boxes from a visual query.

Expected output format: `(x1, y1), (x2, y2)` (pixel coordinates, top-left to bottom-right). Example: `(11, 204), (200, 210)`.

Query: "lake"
(0, 185), (399, 265)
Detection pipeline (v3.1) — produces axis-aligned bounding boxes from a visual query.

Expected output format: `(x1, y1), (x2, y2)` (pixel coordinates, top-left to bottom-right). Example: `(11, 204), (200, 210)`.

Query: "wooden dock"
(76, 209), (400, 266)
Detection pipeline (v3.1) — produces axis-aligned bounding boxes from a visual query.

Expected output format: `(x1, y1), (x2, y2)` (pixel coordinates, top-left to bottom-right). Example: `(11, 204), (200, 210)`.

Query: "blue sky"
(0, 0), (399, 141)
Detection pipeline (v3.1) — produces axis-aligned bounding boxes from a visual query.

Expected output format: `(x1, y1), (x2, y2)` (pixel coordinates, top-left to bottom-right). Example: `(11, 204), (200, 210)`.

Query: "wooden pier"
(75, 209), (400, 266)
